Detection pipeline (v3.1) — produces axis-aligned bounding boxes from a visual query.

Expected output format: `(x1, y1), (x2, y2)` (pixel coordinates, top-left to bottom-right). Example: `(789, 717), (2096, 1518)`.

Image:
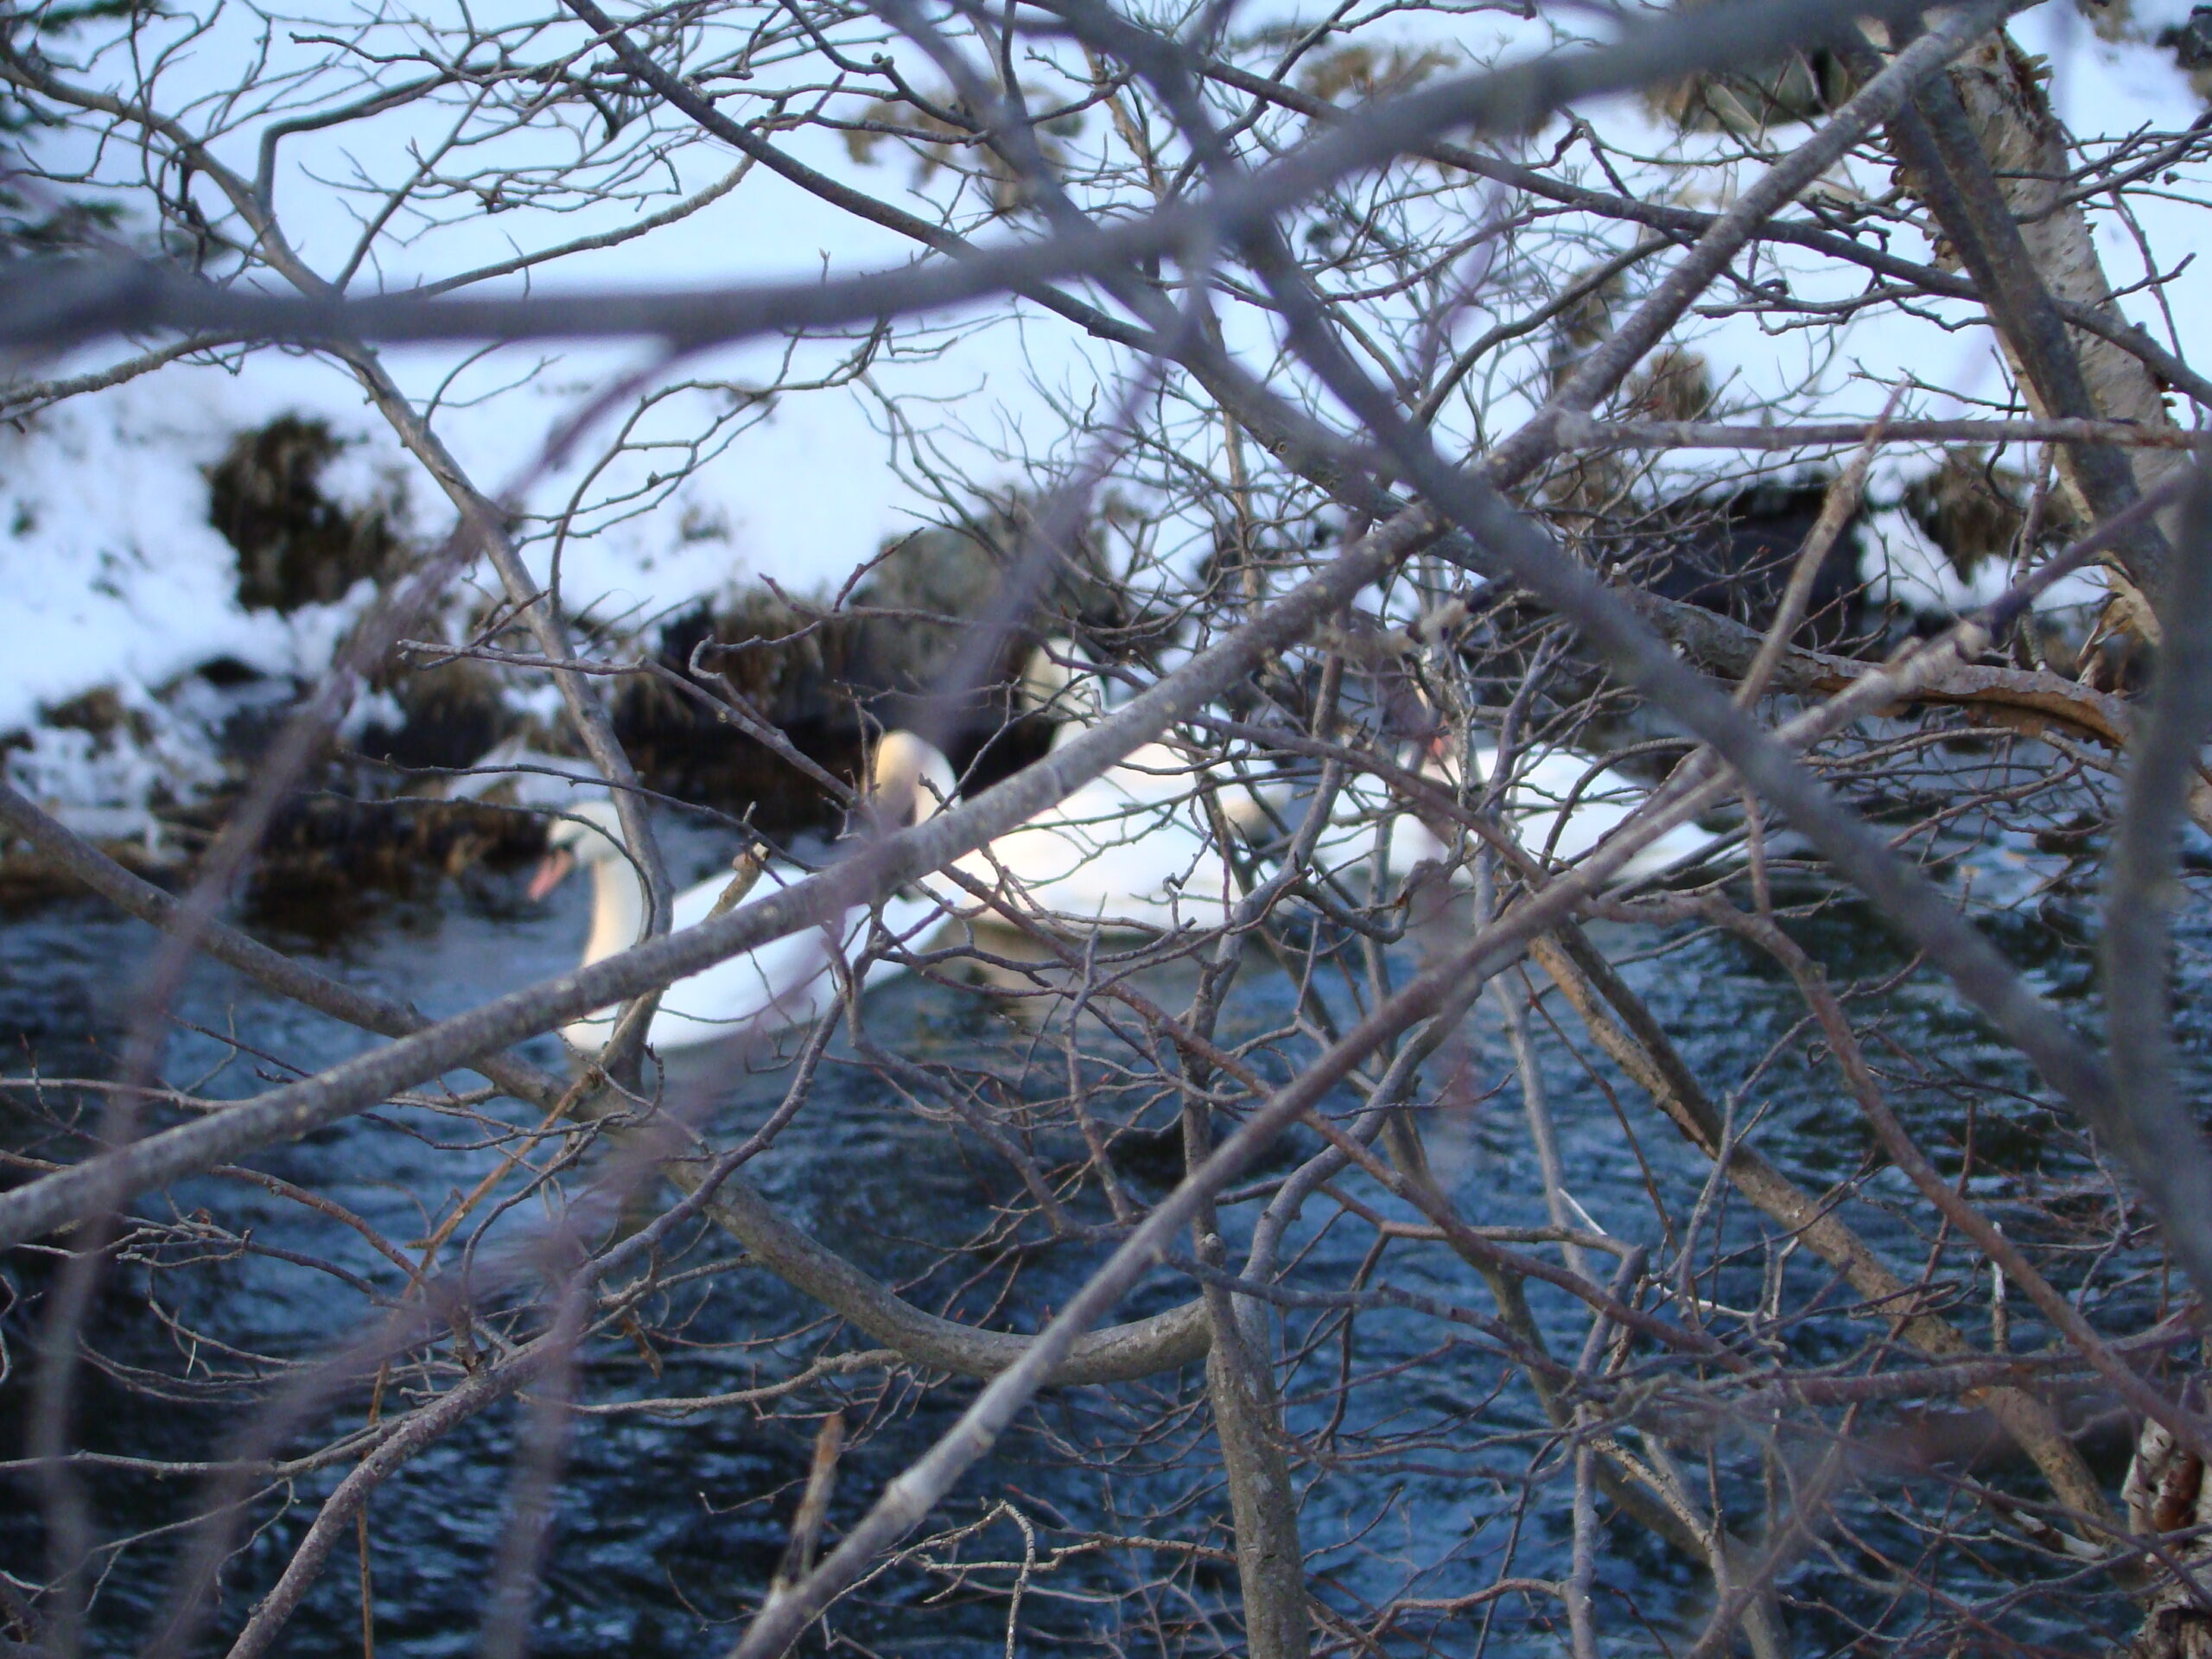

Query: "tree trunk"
(1200, 1236), (1311, 1659)
(1891, 37), (2212, 1649)
(1944, 35), (2186, 500)
(2119, 1408), (2212, 1658)
(1884, 26), (2185, 639)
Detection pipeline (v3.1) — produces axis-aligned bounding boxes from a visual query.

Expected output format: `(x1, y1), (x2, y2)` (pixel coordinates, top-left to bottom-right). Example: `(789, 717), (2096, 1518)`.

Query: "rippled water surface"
(0, 769), (2191, 1656)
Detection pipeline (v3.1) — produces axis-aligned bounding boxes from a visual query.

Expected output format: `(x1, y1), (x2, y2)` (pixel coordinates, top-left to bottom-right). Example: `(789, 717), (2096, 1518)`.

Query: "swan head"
(870, 730), (957, 830)
(1020, 635), (1107, 742)
(526, 798), (626, 900)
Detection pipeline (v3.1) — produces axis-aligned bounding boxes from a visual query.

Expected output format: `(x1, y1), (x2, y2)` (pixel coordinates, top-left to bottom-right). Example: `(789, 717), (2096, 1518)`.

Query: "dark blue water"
(0, 753), (2183, 1657)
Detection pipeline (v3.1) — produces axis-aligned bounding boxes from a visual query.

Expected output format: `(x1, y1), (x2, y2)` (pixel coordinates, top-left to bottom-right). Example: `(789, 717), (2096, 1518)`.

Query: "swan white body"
(1019, 641), (1720, 897)
(1324, 740), (1723, 889)
(925, 641), (1260, 935)
(934, 747), (1248, 934)
(534, 735), (953, 1052)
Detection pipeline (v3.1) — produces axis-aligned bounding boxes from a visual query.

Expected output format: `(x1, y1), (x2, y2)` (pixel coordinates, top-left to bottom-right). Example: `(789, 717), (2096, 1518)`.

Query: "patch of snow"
(0, 378), (284, 735)
(1860, 506), (1968, 615)
(337, 687), (407, 747)
(505, 680), (571, 737)
(428, 737), (608, 810)
(4, 677), (225, 852)
(0, 377), (410, 835)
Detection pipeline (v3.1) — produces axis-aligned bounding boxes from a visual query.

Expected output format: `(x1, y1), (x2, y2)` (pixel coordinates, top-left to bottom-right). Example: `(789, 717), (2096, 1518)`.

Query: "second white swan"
(529, 733), (955, 1052)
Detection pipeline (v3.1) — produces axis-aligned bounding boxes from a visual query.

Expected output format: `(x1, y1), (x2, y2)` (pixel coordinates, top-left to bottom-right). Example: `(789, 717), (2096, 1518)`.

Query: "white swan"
(917, 639), (1265, 937)
(529, 733), (955, 1052)
(1020, 639), (1280, 835)
(1014, 640), (1721, 903)
(1322, 732), (1725, 890)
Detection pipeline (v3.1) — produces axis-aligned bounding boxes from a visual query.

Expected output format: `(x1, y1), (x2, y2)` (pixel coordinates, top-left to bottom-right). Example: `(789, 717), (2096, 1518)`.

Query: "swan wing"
(946, 778), (1240, 933)
(647, 925), (845, 1046)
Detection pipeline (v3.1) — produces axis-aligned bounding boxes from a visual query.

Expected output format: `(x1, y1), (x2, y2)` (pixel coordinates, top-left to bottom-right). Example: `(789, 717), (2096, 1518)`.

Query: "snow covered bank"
(0, 373), (402, 849)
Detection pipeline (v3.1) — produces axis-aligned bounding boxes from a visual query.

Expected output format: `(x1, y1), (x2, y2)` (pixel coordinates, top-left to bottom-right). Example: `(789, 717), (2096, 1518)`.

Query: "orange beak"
(526, 847), (576, 902)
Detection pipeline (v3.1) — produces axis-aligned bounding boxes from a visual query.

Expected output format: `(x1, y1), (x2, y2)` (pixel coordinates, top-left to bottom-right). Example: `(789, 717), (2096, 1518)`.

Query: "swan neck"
(582, 851), (646, 967)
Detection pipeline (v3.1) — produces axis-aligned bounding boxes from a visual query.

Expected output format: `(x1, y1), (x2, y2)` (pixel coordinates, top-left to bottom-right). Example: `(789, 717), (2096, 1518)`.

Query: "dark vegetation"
(208, 416), (403, 614)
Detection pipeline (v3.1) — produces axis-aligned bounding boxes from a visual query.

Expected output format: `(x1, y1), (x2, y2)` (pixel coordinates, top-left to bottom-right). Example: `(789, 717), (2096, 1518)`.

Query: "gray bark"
(1868, 23), (2187, 626)
(1200, 1235), (1310, 1659)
